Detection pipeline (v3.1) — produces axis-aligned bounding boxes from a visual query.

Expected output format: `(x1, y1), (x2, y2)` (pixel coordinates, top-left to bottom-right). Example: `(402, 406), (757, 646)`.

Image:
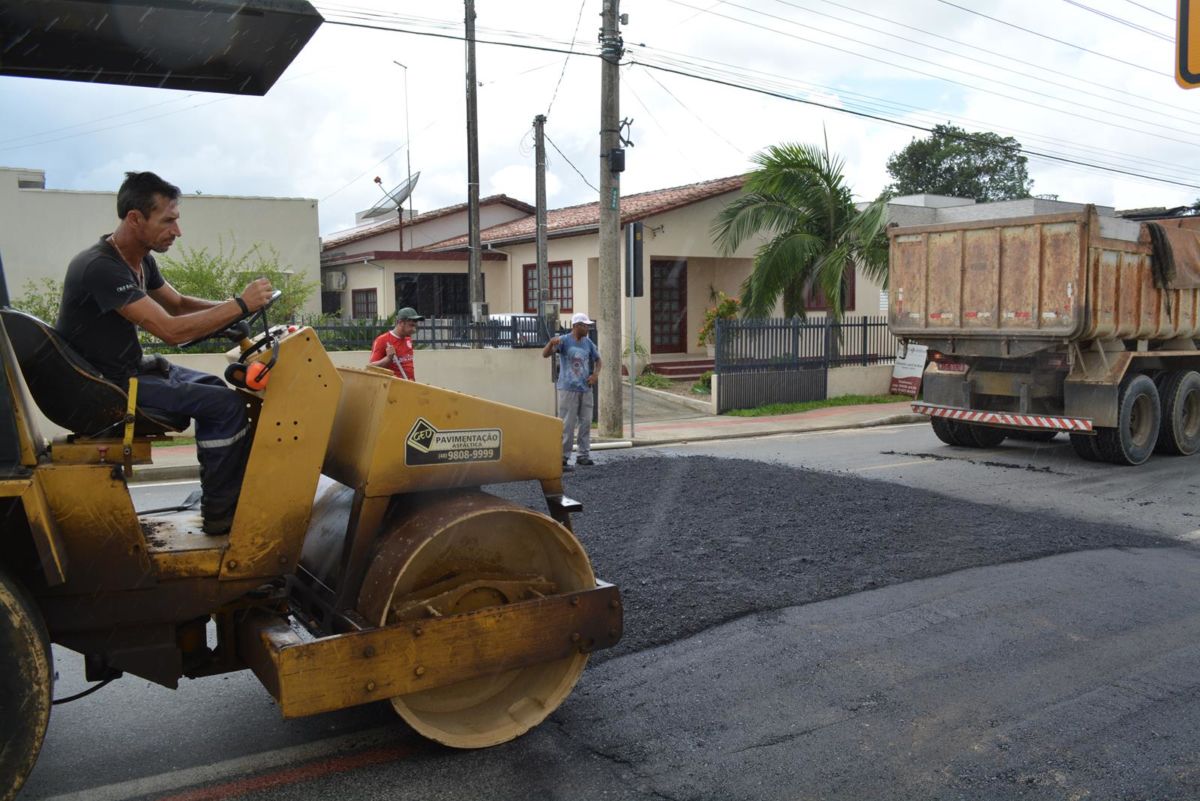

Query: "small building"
(0, 166), (322, 313)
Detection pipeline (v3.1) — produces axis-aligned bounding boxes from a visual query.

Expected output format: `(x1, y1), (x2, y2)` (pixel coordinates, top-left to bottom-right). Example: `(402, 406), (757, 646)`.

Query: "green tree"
(712, 141), (889, 320)
(12, 278), (64, 323)
(885, 123), (1033, 202)
(158, 240), (318, 324)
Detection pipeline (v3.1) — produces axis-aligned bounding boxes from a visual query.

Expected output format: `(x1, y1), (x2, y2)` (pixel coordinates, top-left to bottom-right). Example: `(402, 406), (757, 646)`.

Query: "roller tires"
(357, 491), (595, 749)
(0, 568), (52, 801)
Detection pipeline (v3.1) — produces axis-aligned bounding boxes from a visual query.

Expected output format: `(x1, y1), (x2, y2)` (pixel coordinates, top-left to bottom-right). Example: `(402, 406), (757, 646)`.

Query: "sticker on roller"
(405, 418), (502, 465)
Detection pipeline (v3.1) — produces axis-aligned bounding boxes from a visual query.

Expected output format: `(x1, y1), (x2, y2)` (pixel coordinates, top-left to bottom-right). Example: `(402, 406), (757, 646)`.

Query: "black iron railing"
(714, 316), (898, 374)
(144, 314), (550, 354)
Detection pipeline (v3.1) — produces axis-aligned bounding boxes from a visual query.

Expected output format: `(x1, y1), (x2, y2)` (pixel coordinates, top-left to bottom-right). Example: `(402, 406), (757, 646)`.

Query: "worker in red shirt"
(369, 307), (423, 380)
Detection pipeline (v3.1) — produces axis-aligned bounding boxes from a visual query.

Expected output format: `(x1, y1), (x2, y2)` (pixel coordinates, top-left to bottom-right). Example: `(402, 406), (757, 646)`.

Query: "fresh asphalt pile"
(490, 454), (1170, 663)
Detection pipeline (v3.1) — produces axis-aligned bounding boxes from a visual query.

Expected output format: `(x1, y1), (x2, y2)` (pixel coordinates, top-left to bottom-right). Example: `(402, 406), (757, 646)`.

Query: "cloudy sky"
(2, 0), (1197, 238)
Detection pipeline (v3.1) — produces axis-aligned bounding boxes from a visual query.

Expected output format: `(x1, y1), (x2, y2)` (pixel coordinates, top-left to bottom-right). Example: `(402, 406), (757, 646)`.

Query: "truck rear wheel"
(0, 568), (52, 801)
(962, 423), (1006, 448)
(1155, 370), (1200, 456)
(930, 417), (970, 446)
(1069, 432), (1104, 461)
(1097, 374), (1160, 466)
(357, 491), (595, 749)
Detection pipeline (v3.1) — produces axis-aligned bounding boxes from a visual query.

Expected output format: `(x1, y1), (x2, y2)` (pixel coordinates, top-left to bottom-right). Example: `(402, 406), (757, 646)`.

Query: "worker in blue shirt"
(543, 312), (601, 468)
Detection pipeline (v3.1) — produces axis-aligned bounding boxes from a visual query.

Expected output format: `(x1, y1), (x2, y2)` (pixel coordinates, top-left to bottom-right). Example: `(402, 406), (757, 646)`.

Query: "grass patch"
(153, 436), (196, 447)
(725, 394), (912, 417)
(635, 372), (672, 389)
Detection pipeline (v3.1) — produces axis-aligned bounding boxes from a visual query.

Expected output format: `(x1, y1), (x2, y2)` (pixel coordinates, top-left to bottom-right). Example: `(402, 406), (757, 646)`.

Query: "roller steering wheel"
(179, 289), (282, 349)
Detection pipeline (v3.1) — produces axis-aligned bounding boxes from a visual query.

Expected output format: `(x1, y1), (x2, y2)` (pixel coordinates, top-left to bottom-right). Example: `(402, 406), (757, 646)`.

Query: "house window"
(522, 261), (573, 313)
(805, 265), (856, 312)
(351, 288), (377, 319)
(394, 273), (480, 317)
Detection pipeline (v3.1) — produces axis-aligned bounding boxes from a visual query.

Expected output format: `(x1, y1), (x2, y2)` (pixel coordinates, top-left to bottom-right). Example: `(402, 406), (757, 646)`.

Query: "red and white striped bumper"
(911, 402), (1094, 432)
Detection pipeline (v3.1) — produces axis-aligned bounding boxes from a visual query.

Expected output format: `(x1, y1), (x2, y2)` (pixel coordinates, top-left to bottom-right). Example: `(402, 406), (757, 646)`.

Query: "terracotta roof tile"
(321, 194), (536, 250)
(425, 174), (746, 251)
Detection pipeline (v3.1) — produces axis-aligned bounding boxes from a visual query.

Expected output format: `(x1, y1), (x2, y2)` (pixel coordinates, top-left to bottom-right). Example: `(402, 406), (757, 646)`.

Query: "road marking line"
(854, 459), (933, 472)
(1178, 529), (1200, 542)
(35, 726), (404, 801)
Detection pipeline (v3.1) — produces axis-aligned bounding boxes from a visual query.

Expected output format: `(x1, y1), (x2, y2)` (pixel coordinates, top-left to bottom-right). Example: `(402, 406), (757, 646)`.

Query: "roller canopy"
(0, 0), (323, 95)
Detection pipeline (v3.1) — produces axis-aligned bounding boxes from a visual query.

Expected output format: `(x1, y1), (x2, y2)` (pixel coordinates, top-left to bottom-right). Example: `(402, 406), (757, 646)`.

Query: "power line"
(546, 0), (589, 117)
(628, 39), (1192, 178)
(636, 66), (744, 157)
(934, 0), (1165, 76)
(545, 133), (598, 192)
(318, 7), (1200, 192)
(663, 0), (1197, 145)
(1060, 0), (1172, 39)
(628, 58), (1200, 191)
(621, 71), (706, 181)
(1123, 0), (1173, 21)
(767, 0), (1200, 126)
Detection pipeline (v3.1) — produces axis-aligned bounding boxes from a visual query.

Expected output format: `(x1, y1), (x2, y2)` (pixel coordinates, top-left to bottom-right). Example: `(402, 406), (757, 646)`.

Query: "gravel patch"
(489, 454), (1170, 662)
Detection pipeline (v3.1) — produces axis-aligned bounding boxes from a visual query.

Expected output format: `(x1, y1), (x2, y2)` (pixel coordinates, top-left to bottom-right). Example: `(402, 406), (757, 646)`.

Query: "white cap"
(570, 312), (594, 326)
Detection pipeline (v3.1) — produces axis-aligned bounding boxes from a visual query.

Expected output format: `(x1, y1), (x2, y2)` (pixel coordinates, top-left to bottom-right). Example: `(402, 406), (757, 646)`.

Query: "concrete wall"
(27, 346), (556, 441)
(0, 167), (322, 314)
(826, 364), (894, 398)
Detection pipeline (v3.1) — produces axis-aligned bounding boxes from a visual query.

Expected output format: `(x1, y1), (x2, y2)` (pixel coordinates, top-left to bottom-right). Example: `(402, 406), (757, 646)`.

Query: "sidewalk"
(131, 401), (923, 483)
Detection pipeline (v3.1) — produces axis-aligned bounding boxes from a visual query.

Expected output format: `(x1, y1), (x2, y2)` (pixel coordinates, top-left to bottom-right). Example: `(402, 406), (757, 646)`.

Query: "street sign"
(1180, 0), (1200, 88)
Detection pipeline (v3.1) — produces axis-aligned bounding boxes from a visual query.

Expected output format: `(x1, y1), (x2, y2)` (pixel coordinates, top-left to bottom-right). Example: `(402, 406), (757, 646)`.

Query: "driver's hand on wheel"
(241, 278), (274, 311)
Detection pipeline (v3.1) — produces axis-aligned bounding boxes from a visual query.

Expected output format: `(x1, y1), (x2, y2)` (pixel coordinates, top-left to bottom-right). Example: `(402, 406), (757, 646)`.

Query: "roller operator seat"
(0, 308), (189, 438)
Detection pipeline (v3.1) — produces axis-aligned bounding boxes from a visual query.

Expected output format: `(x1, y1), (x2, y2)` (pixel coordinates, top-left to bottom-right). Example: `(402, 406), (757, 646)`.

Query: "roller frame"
(238, 581), (622, 719)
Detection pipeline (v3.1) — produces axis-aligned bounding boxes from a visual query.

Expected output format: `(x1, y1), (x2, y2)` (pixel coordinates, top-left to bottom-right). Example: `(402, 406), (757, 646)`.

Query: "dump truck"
(888, 205), (1200, 466)
(0, 291), (622, 800)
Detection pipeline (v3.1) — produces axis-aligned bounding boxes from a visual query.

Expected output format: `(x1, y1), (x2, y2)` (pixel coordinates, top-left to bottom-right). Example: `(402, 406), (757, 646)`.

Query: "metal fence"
(145, 314), (550, 354)
(713, 315), (898, 412)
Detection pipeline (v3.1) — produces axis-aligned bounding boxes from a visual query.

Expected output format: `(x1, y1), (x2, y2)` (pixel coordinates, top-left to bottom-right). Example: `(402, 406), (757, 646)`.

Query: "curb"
(625, 413), (927, 447)
(629, 382), (713, 415)
(129, 464), (201, 483)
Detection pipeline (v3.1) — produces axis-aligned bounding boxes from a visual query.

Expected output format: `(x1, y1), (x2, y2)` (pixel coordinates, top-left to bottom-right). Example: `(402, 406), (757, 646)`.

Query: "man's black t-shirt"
(56, 236), (166, 380)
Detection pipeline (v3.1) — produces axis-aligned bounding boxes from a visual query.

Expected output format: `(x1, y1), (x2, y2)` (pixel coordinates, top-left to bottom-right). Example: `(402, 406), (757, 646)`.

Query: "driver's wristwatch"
(233, 296), (250, 314)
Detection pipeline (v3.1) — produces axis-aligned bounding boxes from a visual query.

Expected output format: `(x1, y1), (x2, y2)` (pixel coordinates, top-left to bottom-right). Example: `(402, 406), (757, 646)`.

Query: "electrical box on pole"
(1179, 0), (1199, 88)
(624, 222), (643, 298)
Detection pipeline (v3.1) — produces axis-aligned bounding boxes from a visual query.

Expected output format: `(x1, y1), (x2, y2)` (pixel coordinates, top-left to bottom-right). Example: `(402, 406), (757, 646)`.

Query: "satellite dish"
(363, 172), (421, 219)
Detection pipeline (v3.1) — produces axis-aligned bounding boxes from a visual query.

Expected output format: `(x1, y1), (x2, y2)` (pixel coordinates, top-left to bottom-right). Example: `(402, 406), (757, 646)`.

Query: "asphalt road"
(20, 424), (1200, 801)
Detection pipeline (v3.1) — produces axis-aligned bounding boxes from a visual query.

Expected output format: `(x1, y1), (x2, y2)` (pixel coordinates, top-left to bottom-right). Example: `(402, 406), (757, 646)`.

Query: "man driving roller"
(56, 171), (274, 535)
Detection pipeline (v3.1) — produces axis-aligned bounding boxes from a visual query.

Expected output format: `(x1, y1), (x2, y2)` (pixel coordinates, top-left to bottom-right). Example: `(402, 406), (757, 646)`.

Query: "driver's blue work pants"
(137, 363), (249, 529)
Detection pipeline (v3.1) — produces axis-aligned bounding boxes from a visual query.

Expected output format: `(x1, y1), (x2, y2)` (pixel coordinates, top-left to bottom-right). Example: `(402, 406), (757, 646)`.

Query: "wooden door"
(651, 260), (687, 353)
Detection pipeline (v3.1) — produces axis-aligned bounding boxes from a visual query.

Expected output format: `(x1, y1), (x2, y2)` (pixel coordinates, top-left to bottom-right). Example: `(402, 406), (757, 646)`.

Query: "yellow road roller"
(0, 296), (621, 801)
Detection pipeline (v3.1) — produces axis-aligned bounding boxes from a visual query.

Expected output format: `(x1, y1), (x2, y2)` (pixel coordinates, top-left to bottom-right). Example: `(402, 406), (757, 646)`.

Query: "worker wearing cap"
(370, 307), (423, 380)
(543, 312), (601, 468)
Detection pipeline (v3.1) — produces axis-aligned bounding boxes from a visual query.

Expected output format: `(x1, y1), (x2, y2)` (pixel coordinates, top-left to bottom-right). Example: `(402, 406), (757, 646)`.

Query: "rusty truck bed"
(888, 207), (1200, 352)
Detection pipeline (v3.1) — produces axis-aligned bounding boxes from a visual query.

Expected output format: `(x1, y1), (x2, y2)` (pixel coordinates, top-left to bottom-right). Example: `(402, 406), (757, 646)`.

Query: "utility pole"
(465, 0), (484, 328)
(598, 0), (624, 438)
(533, 114), (550, 327)
(392, 59), (414, 251)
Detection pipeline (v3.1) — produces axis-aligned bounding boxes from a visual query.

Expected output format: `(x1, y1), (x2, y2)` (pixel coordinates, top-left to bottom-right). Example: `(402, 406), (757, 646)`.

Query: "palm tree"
(712, 141), (889, 321)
